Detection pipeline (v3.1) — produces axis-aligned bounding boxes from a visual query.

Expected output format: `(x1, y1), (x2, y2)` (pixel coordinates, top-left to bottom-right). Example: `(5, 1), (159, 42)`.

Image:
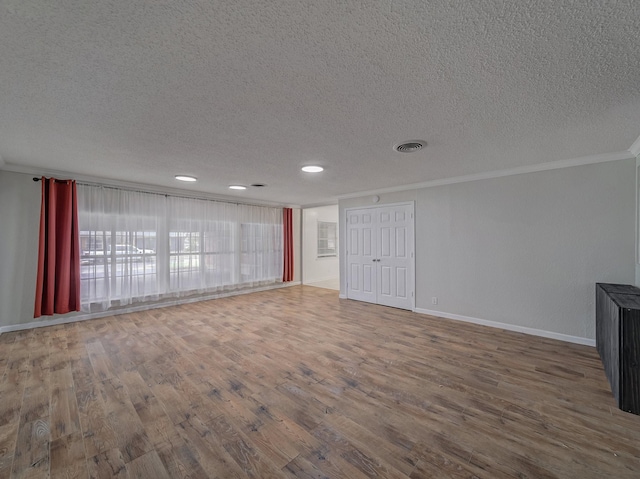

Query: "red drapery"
(283, 208), (294, 282)
(34, 177), (81, 318)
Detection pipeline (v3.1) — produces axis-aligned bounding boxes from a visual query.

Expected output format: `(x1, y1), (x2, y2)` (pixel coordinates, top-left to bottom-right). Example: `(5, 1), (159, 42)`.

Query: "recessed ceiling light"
(175, 175), (197, 182)
(394, 140), (427, 153)
(301, 166), (324, 173)
(229, 185), (247, 190)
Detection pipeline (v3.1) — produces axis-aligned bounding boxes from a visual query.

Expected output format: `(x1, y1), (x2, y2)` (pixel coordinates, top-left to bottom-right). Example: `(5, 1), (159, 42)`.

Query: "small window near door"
(317, 221), (337, 258)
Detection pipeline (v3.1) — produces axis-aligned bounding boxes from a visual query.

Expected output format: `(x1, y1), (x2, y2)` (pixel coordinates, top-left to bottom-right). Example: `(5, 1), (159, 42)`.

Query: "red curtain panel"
(34, 177), (81, 317)
(283, 208), (294, 282)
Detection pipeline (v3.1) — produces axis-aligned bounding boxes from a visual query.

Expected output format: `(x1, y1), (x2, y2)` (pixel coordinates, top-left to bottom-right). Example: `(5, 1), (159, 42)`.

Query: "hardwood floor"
(1, 285), (640, 478)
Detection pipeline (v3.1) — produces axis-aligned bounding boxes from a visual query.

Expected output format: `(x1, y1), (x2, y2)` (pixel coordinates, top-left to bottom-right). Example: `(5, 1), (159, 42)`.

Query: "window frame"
(317, 220), (337, 258)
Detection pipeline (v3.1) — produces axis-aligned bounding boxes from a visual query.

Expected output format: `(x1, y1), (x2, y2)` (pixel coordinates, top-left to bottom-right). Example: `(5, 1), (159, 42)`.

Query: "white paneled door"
(346, 208), (377, 304)
(346, 203), (414, 310)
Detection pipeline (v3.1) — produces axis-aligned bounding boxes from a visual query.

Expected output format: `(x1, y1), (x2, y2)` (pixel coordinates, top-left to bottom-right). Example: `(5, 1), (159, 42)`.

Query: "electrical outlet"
(431, 297), (438, 305)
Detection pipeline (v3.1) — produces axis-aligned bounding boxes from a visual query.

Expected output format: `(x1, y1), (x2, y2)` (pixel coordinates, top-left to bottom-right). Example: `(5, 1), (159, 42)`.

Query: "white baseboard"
(2, 287), (595, 347)
(413, 308), (595, 347)
(0, 281), (301, 334)
(303, 275), (339, 284)
(0, 311), (98, 334)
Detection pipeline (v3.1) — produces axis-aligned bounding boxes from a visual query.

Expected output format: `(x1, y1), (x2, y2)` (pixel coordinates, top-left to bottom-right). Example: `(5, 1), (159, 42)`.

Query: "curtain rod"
(32, 177), (283, 209)
(33, 177), (71, 184)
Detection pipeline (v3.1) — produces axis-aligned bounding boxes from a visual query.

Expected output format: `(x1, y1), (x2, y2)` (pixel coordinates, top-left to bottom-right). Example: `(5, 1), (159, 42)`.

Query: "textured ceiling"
(1, 0), (639, 206)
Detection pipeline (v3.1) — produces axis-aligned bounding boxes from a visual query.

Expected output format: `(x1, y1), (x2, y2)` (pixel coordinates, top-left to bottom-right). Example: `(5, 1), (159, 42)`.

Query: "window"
(77, 184), (283, 311)
(203, 221), (235, 286)
(241, 222), (282, 282)
(168, 219), (238, 291)
(317, 221), (337, 257)
(80, 227), (161, 306)
(169, 230), (201, 291)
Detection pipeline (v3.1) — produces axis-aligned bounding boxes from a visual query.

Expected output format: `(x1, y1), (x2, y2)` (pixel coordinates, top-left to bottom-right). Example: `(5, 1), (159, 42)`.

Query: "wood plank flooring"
(1, 285), (640, 478)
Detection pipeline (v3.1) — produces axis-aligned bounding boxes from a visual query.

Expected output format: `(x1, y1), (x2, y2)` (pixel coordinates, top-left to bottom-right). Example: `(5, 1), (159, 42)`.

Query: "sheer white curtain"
(78, 184), (283, 312)
(237, 203), (282, 286)
(167, 196), (238, 294)
(78, 185), (166, 310)
(166, 196), (282, 292)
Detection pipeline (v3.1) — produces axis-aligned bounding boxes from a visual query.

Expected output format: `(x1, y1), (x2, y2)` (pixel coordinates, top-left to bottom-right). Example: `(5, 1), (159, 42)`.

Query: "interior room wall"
(302, 205), (339, 284)
(293, 207), (302, 282)
(0, 171), (41, 328)
(635, 155), (640, 286)
(339, 159), (635, 342)
(0, 170), (302, 329)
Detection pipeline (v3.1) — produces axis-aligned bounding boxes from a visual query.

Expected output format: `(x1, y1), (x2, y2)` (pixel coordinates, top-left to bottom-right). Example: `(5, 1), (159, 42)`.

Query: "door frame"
(344, 201), (415, 311)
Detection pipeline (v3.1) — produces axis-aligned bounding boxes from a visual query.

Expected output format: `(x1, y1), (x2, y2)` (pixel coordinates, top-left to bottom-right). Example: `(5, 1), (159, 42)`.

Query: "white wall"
(292, 207), (302, 283)
(339, 159), (636, 342)
(0, 170), (303, 329)
(0, 170), (41, 327)
(635, 155), (640, 286)
(302, 205), (339, 284)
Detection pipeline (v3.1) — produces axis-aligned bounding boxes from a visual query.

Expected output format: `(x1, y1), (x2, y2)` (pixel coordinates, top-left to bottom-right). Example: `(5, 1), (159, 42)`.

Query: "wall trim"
(303, 275), (340, 284)
(1, 163), (301, 209)
(0, 282), (301, 334)
(338, 150), (633, 200)
(413, 308), (596, 347)
(301, 201), (339, 209)
(339, 293), (347, 299)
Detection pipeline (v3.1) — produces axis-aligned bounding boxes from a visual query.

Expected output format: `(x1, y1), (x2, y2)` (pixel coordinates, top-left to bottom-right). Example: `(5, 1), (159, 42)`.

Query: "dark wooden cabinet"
(596, 283), (640, 415)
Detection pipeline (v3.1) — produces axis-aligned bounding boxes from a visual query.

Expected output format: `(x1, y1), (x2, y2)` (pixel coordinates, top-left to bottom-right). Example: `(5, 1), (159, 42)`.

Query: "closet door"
(346, 203), (414, 310)
(346, 208), (377, 303)
(376, 204), (413, 310)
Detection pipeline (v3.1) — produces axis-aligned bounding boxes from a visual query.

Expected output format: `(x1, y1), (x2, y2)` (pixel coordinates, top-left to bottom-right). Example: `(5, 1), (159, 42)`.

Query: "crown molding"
(300, 201), (340, 209)
(337, 150), (634, 200)
(629, 134), (640, 158)
(1, 162), (301, 209)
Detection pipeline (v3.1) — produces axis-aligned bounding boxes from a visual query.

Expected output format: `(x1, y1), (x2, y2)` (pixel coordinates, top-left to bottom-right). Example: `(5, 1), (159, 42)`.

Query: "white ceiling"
(1, 0), (639, 206)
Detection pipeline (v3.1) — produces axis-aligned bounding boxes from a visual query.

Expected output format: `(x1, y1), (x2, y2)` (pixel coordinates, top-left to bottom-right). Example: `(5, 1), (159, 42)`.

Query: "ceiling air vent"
(394, 140), (426, 153)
